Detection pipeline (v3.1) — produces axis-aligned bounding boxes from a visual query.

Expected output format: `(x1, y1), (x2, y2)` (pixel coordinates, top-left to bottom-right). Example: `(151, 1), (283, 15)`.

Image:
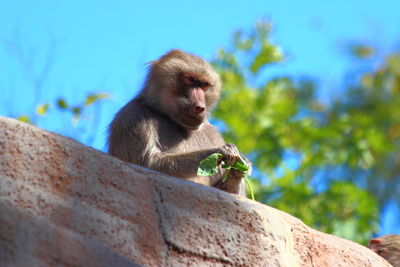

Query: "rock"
(0, 116), (390, 266)
(0, 200), (138, 267)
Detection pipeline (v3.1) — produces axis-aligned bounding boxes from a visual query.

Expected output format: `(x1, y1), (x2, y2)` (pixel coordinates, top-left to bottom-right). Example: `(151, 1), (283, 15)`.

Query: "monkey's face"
(162, 72), (210, 130)
(174, 73), (209, 130)
(145, 50), (222, 130)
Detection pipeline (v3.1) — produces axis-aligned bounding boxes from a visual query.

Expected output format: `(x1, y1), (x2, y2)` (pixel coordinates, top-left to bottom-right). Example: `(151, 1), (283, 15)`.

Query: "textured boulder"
(0, 116), (390, 266)
(0, 200), (137, 267)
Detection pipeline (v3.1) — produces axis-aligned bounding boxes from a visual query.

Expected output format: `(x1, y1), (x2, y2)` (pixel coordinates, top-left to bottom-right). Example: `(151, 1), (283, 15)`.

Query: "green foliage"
(17, 115), (31, 124)
(13, 92), (110, 148)
(57, 99), (68, 109)
(211, 21), (399, 243)
(257, 176), (379, 243)
(36, 104), (50, 116)
(197, 153), (222, 176)
(19, 93), (110, 125)
(197, 153), (255, 200)
(332, 52), (400, 203)
(56, 93), (110, 122)
(84, 93), (109, 106)
(348, 44), (376, 59)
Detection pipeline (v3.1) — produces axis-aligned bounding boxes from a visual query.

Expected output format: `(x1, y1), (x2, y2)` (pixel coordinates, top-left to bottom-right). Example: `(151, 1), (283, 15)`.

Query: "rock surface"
(0, 116), (390, 266)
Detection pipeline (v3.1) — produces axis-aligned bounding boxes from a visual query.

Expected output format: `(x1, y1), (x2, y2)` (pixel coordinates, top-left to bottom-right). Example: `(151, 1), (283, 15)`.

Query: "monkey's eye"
(183, 74), (196, 86)
(202, 82), (210, 88)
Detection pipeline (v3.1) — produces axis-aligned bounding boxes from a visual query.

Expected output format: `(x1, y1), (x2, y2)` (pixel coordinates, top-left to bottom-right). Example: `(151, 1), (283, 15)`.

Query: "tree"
(335, 48), (400, 205)
(211, 21), (397, 243)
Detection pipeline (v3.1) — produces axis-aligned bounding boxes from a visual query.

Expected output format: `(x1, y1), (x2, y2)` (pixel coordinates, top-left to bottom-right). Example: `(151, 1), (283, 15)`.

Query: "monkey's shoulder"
(116, 99), (162, 126)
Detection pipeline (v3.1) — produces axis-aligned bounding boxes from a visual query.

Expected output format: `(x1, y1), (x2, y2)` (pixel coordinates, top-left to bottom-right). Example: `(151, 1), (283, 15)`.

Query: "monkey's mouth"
(180, 113), (204, 130)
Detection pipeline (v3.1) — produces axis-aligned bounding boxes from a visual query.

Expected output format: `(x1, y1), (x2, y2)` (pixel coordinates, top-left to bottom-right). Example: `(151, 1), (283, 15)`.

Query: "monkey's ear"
(369, 238), (382, 251)
(145, 60), (158, 67)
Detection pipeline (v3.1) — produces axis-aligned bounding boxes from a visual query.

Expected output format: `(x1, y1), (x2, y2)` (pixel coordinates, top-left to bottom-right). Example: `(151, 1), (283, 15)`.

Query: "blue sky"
(1, 0), (399, 235)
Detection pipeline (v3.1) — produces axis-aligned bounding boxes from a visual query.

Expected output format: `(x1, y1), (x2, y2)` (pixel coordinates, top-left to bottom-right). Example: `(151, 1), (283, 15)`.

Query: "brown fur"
(369, 234), (400, 267)
(108, 50), (250, 195)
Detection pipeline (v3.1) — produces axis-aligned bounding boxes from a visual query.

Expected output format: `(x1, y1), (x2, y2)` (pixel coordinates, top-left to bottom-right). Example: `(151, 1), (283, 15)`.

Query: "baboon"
(108, 49), (251, 195)
(369, 234), (400, 267)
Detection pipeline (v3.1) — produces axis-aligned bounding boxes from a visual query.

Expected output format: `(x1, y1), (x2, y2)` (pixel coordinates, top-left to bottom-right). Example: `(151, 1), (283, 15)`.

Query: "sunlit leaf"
(349, 44), (376, 59)
(84, 93), (109, 106)
(72, 107), (81, 116)
(197, 153), (222, 176)
(72, 107), (82, 123)
(250, 44), (283, 73)
(17, 115), (31, 123)
(232, 155), (249, 171)
(36, 104), (49, 116)
(57, 99), (68, 109)
(233, 30), (254, 51)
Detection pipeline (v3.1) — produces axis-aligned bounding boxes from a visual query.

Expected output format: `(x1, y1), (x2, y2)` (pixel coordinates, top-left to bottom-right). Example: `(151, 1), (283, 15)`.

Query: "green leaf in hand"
(197, 153), (255, 200)
(197, 153), (222, 176)
(222, 155), (249, 183)
(231, 155), (249, 171)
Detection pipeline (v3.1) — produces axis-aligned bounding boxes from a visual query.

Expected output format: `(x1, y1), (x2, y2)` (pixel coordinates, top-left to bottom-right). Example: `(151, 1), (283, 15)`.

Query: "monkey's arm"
(111, 132), (247, 195)
(149, 150), (221, 179)
(150, 150), (251, 196)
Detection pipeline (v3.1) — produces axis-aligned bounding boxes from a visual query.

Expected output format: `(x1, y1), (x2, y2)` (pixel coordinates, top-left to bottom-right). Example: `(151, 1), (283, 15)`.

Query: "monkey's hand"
(217, 144), (242, 167)
(214, 168), (246, 195)
(214, 144), (252, 195)
(197, 145), (252, 196)
(217, 144), (252, 175)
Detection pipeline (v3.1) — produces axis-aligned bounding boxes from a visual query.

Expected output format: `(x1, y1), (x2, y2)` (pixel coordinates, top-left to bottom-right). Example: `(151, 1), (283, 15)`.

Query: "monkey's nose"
(194, 105), (205, 114)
